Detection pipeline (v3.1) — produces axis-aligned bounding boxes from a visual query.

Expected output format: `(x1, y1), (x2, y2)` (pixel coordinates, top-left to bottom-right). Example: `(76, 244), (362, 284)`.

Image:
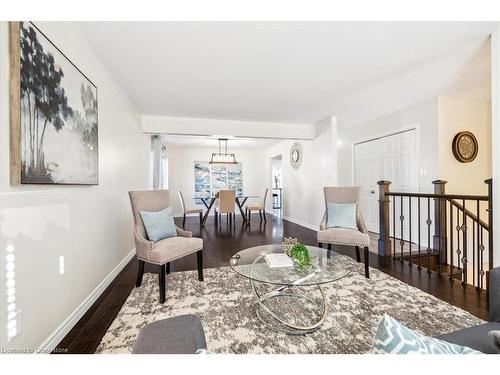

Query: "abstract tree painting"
(15, 22), (98, 184)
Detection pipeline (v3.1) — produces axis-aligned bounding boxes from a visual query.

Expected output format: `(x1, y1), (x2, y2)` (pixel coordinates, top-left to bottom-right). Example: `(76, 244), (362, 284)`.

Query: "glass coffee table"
(230, 244), (350, 335)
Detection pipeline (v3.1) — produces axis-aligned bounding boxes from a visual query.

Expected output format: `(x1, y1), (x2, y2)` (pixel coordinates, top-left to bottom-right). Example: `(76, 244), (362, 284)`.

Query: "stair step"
(394, 250), (440, 260)
(439, 265), (464, 278)
(392, 255), (464, 277)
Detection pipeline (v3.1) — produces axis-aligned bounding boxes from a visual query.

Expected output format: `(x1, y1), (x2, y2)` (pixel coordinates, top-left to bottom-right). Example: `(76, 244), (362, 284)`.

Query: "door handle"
(370, 190), (375, 194)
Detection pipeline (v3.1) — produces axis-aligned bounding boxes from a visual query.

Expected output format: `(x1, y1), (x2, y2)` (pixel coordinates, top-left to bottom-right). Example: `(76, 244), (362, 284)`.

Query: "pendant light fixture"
(209, 138), (237, 165)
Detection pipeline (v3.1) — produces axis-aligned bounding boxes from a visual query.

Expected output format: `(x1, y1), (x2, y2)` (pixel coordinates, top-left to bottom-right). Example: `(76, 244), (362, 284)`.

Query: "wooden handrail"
(386, 192), (488, 201)
(448, 199), (489, 231)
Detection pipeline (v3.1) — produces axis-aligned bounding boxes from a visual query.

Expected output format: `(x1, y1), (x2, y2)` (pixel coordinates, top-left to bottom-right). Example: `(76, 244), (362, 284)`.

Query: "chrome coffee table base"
(230, 246), (349, 336)
(250, 278), (328, 335)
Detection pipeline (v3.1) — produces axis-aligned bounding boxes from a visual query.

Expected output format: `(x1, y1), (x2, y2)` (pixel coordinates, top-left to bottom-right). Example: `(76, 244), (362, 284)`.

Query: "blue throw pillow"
(371, 314), (481, 354)
(326, 202), (358, 230)
(139, 207), (177, 242)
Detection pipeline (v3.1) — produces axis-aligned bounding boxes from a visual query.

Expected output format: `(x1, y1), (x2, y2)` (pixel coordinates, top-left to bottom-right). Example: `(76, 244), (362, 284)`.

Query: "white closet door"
(354, 129), (417, 234)
(354, 140), (381, 232)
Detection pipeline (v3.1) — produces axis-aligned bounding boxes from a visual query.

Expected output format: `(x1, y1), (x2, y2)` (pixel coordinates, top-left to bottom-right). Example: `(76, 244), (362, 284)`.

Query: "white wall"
(264, 117), (338, 229)
(167, 147), (268, 217)
(0, 22), (150, 351)
(337, 99), (439, 193)
(437, 97), (492, 196)
(491, 29), (500, 268)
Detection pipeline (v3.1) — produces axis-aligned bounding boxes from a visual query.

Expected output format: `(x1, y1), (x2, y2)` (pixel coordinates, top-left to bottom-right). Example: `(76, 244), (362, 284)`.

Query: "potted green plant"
(290, 243), (313, 269)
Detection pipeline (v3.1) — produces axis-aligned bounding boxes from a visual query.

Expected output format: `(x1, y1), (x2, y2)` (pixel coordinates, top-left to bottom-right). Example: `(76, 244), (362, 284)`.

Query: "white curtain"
(151, 135), (168, 190)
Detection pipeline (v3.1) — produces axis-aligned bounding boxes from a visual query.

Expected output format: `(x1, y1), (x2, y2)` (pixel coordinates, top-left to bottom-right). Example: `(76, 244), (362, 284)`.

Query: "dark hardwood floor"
(53, 213), (488, 354)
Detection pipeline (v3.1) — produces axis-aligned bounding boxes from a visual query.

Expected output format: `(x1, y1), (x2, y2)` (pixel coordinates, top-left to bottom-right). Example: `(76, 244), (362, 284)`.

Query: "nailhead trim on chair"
(141, 247), (204, 266)
(318, 239), (370, 247)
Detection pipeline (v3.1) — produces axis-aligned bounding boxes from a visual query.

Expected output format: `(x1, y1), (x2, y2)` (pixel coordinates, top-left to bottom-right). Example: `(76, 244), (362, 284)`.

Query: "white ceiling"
(79, 22), (496, 126)
(161, 134), (278, 149)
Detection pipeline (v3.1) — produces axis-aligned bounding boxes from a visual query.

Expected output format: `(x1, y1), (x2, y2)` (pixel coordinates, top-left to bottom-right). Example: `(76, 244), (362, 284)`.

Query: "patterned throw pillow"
(196, 348), (214, 354)
(489, 330), (500, 353)
(139, 207), (177, 242)
(326, 202), (358, 230)
(371, 314), (481, 354)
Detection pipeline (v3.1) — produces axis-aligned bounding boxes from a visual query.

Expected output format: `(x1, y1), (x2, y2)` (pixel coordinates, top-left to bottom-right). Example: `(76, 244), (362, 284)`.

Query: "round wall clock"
(452, 131), (478, 163)
(290, 142), (303, 169)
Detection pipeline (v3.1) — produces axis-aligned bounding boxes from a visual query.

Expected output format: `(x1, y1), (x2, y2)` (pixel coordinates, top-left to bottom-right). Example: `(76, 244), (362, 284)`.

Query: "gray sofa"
(437, 267), (500, 354)
(132, 315), (207, 354)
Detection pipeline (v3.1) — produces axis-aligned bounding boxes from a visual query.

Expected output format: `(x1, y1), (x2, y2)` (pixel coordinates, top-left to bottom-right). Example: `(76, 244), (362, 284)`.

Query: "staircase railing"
(448, 199), (489, 231)
(377, 179), (493, 290)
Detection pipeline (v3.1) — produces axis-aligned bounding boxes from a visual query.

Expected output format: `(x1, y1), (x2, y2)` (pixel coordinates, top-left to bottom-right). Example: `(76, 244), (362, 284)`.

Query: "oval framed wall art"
(452, 131), (478, 163)
(290, 142), (303, 169)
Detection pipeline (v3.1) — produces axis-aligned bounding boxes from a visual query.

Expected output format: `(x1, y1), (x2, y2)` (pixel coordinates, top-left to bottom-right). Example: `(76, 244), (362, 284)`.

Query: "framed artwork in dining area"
(194, 161), (243, 204)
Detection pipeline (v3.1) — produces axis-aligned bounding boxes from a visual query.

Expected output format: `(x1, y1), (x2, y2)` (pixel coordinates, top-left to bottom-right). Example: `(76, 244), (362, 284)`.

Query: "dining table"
(195, 193), (260, 225)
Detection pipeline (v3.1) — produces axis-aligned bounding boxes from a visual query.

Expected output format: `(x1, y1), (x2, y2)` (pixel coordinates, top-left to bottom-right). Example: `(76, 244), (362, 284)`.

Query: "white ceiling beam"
(142, 115), (315, 140)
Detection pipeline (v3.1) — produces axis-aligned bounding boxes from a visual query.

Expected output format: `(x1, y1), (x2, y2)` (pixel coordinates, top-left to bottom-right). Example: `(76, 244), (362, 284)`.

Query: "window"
(194, 161), (242, 204)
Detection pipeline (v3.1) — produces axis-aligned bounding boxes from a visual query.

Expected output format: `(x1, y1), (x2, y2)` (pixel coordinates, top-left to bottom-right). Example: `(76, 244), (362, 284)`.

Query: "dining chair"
(316, 186), (370, 278)
(215, 189), (236, 228)
(178, 190), (203, 228)
(245, 188), (268, 222)
(129, 190), (204, 303)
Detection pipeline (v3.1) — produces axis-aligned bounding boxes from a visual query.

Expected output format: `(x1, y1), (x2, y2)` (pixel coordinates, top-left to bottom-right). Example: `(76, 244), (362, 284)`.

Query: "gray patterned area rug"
(96, 255), (483, 354)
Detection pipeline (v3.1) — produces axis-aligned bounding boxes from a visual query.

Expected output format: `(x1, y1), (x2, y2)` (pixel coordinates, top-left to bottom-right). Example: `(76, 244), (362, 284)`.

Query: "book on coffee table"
(264, 253), (294, 268)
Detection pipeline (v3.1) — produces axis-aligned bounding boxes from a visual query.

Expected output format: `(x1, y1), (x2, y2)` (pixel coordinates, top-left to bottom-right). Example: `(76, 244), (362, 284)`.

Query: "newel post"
(432, 180), (447, 262)
(378, 180), (392, 256)
(486, 178), (493, 273)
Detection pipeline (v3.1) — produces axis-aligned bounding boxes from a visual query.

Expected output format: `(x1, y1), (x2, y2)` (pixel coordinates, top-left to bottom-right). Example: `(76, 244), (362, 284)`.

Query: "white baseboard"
(283, 215), (319, 231)
(39, 248), (136, 353)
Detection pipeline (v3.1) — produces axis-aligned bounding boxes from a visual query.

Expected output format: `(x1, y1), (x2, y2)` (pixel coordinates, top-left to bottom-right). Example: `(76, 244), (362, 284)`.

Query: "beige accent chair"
(178, 190), (203, 228)
(215, 189), (236, 228)
(317, 186), (370, 278)
(129, 190), (204, 303)
(245, 188), (268, 222)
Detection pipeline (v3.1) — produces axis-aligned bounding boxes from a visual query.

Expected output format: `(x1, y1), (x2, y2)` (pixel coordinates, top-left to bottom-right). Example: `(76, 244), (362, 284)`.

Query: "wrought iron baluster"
(462, 199), (467, 285)
(449, 201), (453, 280)
(472, 202), (476, 288)
(480, 226), (485, 289)
(427, 197), (431, 274)
(418, 197), (421, 270)
(409, 197), (412, 267)
(476, 200), (481, 290)
(456, 206), (461, 271)
(443, 198), (447, 265)
(400, 196), (404, 261)
(393, 195), (396, 260)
